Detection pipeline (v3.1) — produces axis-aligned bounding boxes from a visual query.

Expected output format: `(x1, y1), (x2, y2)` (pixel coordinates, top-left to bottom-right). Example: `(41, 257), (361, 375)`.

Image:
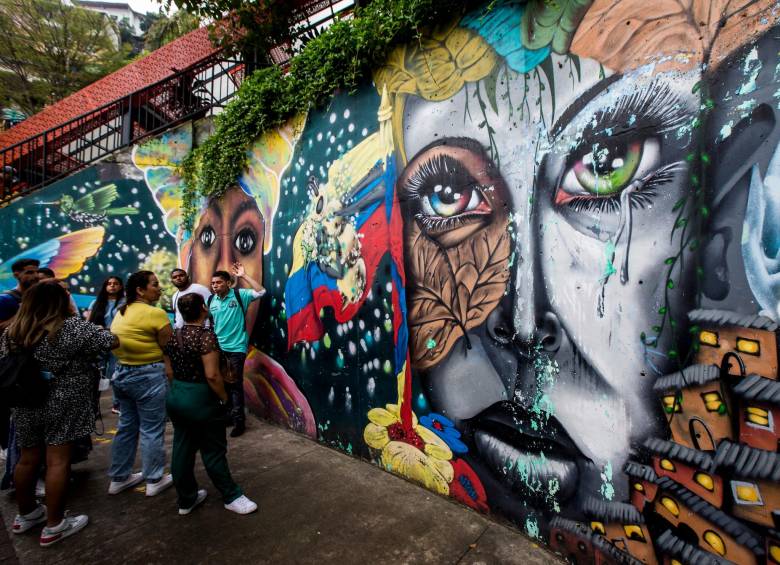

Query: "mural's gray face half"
(400, 59), (700, 519)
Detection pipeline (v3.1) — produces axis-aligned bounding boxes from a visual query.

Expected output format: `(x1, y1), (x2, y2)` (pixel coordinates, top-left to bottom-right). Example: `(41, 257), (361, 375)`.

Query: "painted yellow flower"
(363, 404), (454, 495)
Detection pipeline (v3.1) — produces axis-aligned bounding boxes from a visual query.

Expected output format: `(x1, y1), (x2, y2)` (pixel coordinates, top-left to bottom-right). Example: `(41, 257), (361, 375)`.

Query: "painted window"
(633, 482), (645, 492)
(663, 394), (681, 414)
(590, 521), (605, 535)
(623, 525), (646, 542)
(736, 337), (761, 356)
(660, 458), (676, 472)
(694, 472), (715, 491)
(699, 330), (719, 347)
(745, 405), (774, 431)
(768, 543), (780, 564)
(731, 481), (764, 506)
(701, 391), (726, 414)
(660, 496), (680, 517)
(703, 530), (726, 556)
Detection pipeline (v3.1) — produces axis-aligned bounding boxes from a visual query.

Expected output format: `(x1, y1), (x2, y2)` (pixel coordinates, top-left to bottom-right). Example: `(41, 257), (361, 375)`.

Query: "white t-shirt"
(172, 283), (212, 328)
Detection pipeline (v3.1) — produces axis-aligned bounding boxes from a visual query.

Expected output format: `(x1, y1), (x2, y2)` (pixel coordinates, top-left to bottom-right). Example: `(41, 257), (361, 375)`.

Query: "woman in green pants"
(162, 292), (257, 516)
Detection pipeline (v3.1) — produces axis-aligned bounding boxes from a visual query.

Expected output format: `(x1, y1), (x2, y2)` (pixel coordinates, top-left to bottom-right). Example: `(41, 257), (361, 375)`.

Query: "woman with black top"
(86, 276), (125, 414)
(162, 292), (257, 516)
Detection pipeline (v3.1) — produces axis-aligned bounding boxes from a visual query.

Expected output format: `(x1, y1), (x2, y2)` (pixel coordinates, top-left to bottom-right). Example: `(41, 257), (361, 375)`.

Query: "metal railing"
(0, 52), (244, 204)
(0, 0), (357, 205)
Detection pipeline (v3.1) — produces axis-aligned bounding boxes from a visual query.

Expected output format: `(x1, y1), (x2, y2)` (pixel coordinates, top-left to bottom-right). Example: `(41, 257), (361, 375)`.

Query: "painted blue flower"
(419, 413), (468, 454)
(461, 0), (550, 74)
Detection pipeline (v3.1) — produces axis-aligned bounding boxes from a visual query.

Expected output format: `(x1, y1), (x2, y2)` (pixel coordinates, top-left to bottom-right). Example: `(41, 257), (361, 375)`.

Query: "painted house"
(733, 374), (780, 452)
(549, 516), (597, 564)
(653, 365), (735, 451)
(653, 477), (765, 565)
(644, 438), (723, 508)
(689, 310), (779, 380)
(654, 529), (732, 565)
(583, 497), (657, 565)
(624, 461), (659, 511)
(713, 440), (780, 528)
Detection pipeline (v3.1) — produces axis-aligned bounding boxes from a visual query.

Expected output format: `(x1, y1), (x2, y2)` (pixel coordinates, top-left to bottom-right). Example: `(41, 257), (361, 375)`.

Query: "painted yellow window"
(623, 525), (646, 542)
(660, 496), (679, 517)
(703, 530), (726, 556)
(701, 391), (726, 413)
(700, 330), (719, 346)
(633, 482), (645, 493)
(671, 560), (683, 565)
(733, 481), (763, 505)
(660, 458), (676, 472)
(746, 406), (772, 428)
(769, 543), (780, 564)
(662, 394), (681, 414)
(736, 337), (761, 355)
(694, 472), (715, 491)
(590, 521), (605, 535)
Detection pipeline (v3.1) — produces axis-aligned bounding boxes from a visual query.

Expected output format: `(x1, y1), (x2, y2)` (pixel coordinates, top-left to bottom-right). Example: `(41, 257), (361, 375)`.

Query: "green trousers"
(167, 380), (242, 508)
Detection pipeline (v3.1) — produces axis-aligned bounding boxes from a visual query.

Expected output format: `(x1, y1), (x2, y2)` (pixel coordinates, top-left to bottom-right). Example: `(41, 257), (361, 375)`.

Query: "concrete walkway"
(1, 397), (560, 564)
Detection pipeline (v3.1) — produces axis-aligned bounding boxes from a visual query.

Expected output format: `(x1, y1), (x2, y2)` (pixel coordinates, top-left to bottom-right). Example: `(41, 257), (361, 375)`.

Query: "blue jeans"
(108, 362), (167, 482)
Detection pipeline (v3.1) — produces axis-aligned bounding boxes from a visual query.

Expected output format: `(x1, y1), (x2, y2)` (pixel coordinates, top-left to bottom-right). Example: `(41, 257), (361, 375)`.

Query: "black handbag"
(0, 343), (50, 408)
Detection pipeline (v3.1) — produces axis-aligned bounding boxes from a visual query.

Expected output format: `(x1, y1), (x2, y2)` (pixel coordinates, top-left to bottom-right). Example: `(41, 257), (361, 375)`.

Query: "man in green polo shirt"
(209, 262), (265, 437)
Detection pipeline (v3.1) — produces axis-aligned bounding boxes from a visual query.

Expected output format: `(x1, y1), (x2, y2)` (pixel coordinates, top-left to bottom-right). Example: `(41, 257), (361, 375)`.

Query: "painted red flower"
(450, 459), (489, 513)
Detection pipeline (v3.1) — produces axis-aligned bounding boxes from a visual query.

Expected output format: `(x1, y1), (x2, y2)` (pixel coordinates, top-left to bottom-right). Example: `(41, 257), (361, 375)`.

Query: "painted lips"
(469, 401), (583, 504)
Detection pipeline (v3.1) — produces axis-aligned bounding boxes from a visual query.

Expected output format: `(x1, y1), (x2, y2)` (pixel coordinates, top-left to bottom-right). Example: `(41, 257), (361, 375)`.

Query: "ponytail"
(120, 270), (154, 315)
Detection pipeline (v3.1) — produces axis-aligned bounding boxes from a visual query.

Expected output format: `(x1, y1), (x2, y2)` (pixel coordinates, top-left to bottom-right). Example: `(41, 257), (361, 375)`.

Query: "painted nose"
(486, 297), (563, 354)
(217, 233), (234, 274)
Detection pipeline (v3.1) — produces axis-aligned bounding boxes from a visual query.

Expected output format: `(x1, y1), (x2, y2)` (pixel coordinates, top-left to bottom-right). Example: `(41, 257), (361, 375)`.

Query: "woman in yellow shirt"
(108, 271), (174, 497)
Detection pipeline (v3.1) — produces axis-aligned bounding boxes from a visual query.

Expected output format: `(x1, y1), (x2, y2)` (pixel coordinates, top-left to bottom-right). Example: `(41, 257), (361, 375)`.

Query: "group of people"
(0, 257), (265, 547)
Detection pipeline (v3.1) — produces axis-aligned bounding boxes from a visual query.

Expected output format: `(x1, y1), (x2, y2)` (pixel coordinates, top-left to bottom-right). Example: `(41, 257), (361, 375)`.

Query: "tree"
(0, 0), (126, 116)
(143, 10), (201, 51)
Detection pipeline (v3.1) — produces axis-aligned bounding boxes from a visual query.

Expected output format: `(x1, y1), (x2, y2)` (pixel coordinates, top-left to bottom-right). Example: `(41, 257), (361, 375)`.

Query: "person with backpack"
(0, 258), (40, 324)
(208, 263), (264, 437)
(0, 281), (117, 547)
(163, 293), (257, 516)
(170, 268), (211, 329)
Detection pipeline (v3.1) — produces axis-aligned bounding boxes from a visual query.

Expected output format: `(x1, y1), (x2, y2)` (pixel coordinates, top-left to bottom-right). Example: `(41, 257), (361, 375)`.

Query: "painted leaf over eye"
(407, 225), (510, 369)
(521, 0), (593, 54)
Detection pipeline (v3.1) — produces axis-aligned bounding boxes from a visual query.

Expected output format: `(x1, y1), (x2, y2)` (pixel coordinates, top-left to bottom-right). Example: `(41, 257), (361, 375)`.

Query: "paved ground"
(0, 396), (560, 564)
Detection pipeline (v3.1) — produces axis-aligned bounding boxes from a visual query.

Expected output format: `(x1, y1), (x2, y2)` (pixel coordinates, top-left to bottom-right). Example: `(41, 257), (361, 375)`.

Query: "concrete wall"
(4, 1), (780, 562)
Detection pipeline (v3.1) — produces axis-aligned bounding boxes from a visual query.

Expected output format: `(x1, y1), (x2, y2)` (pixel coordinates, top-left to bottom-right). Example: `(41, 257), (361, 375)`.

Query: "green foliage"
(144, 10), (202, 51)
(521, 0), (592, 54)
(180, 0), (467, 227)
(0, 0), (125, 115)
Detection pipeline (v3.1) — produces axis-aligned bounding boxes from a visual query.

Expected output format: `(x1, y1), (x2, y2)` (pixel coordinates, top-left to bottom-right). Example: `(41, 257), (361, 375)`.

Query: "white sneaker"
(108, 472), (143, 495)
(35, 479), (46, 498)
(39, 514), (88, 547)
(146, 473), (173, 497)
(12, 504), (47, 534)
(224, 495), (257, 515)
(179, 489), (207, 515)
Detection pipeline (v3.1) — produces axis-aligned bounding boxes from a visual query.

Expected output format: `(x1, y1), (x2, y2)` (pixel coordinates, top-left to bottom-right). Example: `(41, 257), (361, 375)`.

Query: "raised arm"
(231, 261), (265, 295)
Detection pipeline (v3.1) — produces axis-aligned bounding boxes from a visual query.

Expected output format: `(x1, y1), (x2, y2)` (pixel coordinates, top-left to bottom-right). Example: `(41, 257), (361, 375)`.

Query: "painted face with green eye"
(572, 140), (643, 196)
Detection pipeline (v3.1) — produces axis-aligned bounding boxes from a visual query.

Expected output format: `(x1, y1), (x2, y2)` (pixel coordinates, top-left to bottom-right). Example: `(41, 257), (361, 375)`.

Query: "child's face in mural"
(188, 185), (265, 325)
(400, 62), (700, 518)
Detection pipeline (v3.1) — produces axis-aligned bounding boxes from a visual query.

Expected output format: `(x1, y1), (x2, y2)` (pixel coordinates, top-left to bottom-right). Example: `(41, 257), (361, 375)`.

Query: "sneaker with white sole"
(108, 472), (143, 495)
(224, 495), (257, 515)
(12, 504), (47, 534)
(179, 489), (207, 515)
(39, 514), (88, 547)
(145, 473), (173, 497)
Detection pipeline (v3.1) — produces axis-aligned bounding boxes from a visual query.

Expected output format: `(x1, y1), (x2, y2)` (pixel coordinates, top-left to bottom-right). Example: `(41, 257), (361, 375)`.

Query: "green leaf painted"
(521, 0), (592, 54)
(483, 66), (500, 116)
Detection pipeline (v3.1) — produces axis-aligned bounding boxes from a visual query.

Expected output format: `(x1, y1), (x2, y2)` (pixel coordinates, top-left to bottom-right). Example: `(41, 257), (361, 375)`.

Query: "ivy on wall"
(179, 0), (469, 227)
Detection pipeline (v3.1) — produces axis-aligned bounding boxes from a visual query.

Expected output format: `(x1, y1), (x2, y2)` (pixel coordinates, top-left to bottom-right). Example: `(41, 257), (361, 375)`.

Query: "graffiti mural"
(5, 0), (780, 562)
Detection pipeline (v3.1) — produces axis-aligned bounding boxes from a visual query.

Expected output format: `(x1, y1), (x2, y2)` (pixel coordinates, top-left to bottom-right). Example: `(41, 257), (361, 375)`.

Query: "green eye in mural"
(573, 141), (643, 196)
(554, 138), (662, 213)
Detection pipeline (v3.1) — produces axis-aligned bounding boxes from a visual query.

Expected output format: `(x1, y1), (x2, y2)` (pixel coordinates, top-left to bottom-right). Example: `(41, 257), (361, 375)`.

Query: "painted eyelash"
(564, 161), (684, 213)
(404, 153), (478, 199)
(587, 80), (689, 138)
